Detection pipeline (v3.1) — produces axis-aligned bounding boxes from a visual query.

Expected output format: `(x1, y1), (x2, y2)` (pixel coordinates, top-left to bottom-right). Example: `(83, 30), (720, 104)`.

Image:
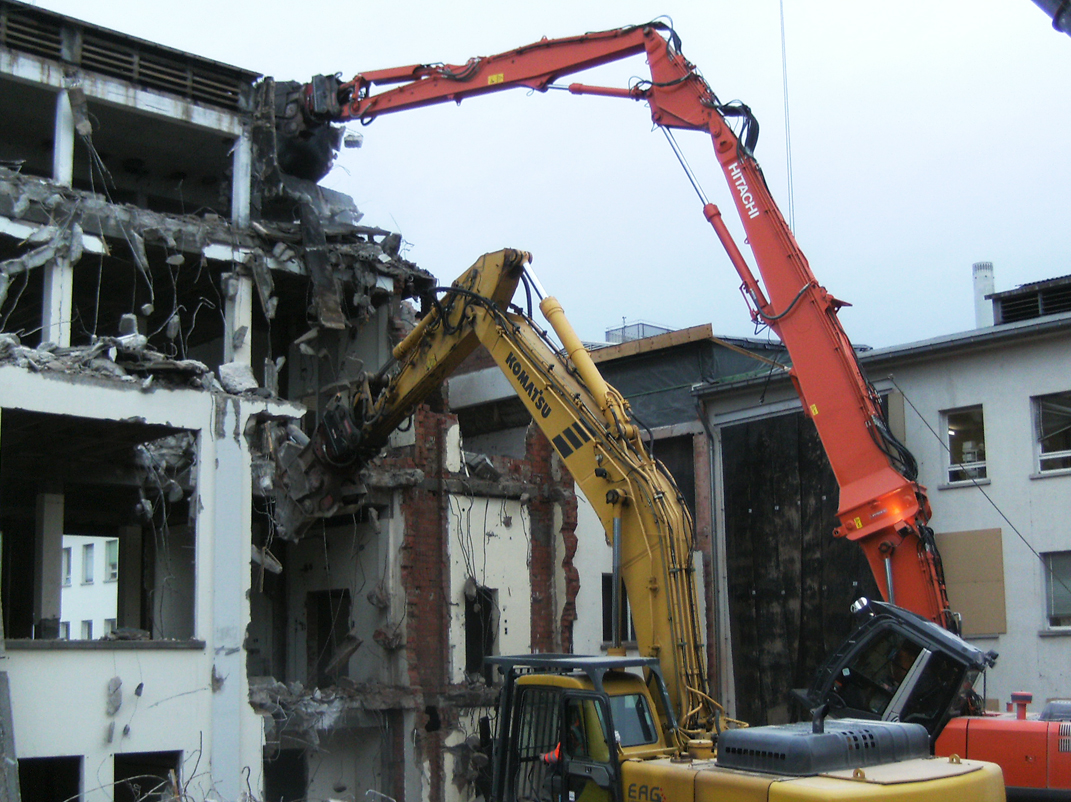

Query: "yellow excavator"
(272, 248), (1004, 801)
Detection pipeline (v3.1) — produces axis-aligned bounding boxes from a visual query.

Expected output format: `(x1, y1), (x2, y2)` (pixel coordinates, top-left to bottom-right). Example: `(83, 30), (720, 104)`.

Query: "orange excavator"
(277, 20), (1068, 797)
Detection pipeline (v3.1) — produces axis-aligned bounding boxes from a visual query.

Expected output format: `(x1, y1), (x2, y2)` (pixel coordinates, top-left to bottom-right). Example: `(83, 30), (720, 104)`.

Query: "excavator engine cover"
(717, 718), (929, 775)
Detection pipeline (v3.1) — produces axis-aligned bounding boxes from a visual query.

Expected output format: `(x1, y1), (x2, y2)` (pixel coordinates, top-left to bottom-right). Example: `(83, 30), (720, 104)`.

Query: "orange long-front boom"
(310, 23), (954, 628)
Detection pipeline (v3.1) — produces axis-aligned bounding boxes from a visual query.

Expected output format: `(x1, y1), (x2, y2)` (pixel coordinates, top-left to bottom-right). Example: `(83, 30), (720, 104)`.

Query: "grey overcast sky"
(29, 1), (1071, 348)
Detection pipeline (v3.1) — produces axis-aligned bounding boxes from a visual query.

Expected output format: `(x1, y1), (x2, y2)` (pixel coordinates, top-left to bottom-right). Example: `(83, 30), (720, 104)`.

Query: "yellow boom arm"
(290, 249), (718, 736)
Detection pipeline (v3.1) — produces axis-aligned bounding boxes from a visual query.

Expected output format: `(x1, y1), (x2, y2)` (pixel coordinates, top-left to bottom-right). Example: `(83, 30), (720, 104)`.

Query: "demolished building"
(0, 3), (659, 800)
(0, 4), (830, 801)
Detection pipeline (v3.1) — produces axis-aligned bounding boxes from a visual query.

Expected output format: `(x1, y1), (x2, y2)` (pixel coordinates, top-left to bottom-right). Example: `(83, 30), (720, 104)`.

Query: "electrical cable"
(890, 377), (1071, 604)
(779, 0), (796, 232)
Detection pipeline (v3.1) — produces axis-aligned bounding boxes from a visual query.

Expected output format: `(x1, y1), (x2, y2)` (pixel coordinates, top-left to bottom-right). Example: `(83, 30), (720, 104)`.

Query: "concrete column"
(43, 89), (78, 348)
(230, 125), (252, 227)
(32, 492), (64, 637)
(41, 255), (74, 348)
(52, 89), (74, 187)
(222, 272), (254, 366)
(208, 396), (258, 798)
(117, 524), (142, 629)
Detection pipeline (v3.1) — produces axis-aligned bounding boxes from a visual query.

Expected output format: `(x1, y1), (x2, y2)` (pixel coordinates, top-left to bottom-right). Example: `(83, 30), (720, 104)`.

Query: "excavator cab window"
(508, 686), (561, 802)
(607, 693), (657, 747)
(826, 626), (973, 734)
(557, 695), (616, 802)
(828, 629), (921, 717)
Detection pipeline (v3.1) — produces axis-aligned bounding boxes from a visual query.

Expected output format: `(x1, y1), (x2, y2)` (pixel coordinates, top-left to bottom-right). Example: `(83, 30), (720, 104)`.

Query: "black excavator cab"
(794, 598), (997, 745)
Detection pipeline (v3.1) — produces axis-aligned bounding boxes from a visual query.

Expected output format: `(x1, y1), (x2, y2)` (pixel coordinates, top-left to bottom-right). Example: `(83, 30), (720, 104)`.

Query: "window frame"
(1042, 551), (1071, 629)
(104, 538), (119, 582)
(1034, 391), (1071, 475)
(942, 405), (988, 484)
(80, 620), (93, 640)
(61, 547), (72, 587)
(81, 543), (94, 584)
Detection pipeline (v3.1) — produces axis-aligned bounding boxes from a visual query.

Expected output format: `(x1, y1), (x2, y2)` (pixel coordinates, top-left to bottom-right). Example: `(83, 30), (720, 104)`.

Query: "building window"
(105, 539), (119, 582)
(104, 619), (116, 636)
(602, 574), (636, 643)
(464, 582), (499, 683)
(81, 620), (93, 640)
(59, 621), (70, 640)
(1035, 391), (1071, 473)
(944, 406), (987, 482)
(1043, 551), (1071, 628)
(82, 543), (94, 584)
(61, 547), (72, 587)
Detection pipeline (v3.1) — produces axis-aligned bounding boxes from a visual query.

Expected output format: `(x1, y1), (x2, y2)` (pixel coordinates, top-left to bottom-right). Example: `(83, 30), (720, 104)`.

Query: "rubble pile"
(0, 330), (212, 389)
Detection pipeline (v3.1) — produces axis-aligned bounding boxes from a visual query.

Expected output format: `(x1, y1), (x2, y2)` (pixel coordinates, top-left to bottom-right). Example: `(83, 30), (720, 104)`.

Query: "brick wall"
(378, 401), (578, 801)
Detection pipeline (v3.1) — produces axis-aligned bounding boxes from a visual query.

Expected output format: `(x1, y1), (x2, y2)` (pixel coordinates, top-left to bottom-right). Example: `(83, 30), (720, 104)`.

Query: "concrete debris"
(251, 546), (283, 575)
(445, 736), (491, 793)
(218, 361), (259, 394)
(373, 625), (405, 652)
(322, 632), (363, 676)
(106, 676), (123, 716)
(0, 332), (212, 387)
(103, 627), (151, 641)
(136, 433), (197, 500)
(366, 581), (391, 611)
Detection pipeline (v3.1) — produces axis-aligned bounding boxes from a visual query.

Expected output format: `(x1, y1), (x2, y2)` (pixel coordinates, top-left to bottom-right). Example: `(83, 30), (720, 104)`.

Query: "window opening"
(944, 406), (987, 482)
(305, 588), (352, 687)
(17, 755), (81, 802)
(113, 751), (182, 802)
(1043, 551), (1071, 628)
(0, 409), (197, 642)
(1035, 391), (1071, 473)
(465, 582), (499, 683)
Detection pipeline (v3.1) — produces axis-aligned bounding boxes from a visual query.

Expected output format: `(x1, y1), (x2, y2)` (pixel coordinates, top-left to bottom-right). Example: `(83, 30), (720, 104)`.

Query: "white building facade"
(698, 307), (1071, 712)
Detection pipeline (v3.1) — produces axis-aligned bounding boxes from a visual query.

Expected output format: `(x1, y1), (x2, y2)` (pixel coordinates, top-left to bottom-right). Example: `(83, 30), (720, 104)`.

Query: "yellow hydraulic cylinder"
(540, 296), (611, 411)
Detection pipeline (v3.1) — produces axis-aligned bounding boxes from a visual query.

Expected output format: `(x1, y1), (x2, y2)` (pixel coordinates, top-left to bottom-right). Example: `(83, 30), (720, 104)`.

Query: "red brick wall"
(378, 403), (578, 801)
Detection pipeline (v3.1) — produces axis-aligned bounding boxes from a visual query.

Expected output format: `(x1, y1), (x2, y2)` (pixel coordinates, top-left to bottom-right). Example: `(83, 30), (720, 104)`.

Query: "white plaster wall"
(446, 494), (531, 682)
(6, 648), (211, 800)
(569, 493), (616, 655)
(0, 367), (304, 800)
(700, 328), (1071, 711)
(885, 334), (1071, 706)
(60, 534), (118, 638)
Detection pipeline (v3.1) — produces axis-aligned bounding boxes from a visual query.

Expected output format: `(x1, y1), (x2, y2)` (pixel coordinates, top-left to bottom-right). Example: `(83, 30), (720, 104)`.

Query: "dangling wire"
(779, 0), (796, 232)
(661, 128), (708, 206)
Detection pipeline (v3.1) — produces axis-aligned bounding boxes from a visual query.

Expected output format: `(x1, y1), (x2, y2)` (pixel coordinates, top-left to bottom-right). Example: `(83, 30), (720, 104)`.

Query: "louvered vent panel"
(998, 294), (1041, 324)
(190, 70), (243, 108)
(79, 37), (136, 82)
(1041, 284), (1071, 316)
(79, 30), (246, 111)
(137, 53), (193, 97)
(1, 6), (62, 60)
